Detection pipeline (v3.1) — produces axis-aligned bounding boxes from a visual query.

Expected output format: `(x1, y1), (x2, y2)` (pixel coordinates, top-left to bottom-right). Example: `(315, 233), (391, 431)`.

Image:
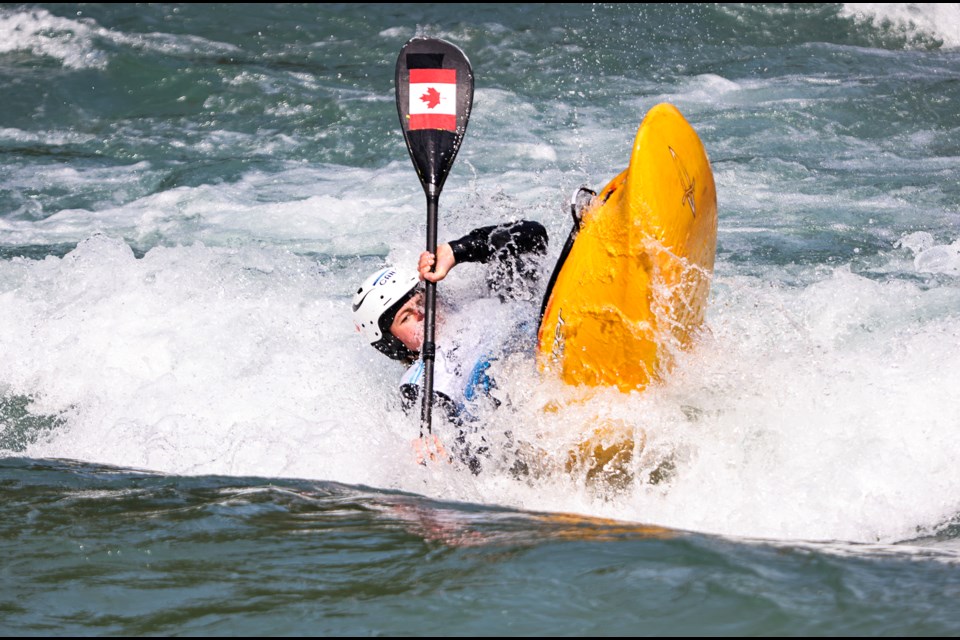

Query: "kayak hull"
(537, 103), (717, 392)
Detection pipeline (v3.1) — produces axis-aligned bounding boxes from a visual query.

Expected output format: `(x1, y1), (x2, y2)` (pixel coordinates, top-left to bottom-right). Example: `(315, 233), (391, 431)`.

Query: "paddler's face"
(390, 291), (424, 352)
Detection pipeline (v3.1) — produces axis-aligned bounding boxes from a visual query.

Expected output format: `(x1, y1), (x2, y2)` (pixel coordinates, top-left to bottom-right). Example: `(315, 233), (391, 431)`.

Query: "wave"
(2, 233), (960, 544)
(0, 6), (240, 70)
(842, 3), (960, 49)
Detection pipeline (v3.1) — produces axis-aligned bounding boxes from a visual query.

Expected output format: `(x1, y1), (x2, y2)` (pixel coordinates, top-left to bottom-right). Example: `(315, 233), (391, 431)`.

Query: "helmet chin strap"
(374, 333), (419, 363)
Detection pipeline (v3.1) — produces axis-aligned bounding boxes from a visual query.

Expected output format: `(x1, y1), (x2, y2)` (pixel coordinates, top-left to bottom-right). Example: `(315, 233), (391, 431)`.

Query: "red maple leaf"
(419, 87), (441, 109)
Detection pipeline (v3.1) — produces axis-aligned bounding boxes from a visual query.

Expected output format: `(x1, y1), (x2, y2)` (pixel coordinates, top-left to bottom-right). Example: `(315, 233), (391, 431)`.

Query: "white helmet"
(352, 266), (421, 361)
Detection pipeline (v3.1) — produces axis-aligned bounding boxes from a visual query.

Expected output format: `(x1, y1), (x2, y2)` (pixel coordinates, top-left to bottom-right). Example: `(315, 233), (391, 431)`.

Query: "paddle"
(395, 37), (474, 436)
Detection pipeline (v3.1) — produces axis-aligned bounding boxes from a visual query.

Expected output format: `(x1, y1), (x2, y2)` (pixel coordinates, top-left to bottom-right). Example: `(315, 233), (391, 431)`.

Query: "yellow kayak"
(538, 102), (717, 392)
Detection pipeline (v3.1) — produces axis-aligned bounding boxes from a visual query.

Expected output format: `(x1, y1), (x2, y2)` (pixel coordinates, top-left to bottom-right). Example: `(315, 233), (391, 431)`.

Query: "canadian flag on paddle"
(408, 69), (457, 131)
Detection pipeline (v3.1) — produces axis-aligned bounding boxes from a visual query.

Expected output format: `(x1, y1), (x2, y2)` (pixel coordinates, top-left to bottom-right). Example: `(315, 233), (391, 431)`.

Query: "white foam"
(673, 74), (743, 105)
(0, 9), (108, 69)
(897, 232), (960, 275)
(544, 263), (960, 544)
(2, 233), (960, 544)
(0, 127), (97, 146)
(0, 7), (241, 70)
(0, 163), (427, 255)
(0, 236), (394, 481)
(842, 3), (960, 48)
(378, 27), (410, 39)
(0, 161), (158, 219)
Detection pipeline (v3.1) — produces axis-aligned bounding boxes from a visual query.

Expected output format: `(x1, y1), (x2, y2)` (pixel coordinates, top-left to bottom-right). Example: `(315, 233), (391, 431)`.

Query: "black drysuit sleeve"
(447, 220), (548, 302)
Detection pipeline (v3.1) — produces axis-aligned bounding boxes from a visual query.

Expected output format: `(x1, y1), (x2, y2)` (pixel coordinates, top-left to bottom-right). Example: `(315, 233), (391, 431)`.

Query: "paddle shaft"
(420, 188), (440, 434)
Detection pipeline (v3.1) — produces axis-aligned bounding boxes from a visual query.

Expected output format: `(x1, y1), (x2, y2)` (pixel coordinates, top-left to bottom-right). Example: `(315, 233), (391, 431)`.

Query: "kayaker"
(352, 219), (548, 470)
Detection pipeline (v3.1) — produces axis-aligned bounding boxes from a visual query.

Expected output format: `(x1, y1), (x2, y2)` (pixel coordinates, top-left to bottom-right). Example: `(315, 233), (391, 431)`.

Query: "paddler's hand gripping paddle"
(395, 37), (474, 437)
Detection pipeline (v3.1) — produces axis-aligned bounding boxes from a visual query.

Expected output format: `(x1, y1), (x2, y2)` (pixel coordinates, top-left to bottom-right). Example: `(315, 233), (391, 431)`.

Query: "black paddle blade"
(395, 37), (474, 196)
